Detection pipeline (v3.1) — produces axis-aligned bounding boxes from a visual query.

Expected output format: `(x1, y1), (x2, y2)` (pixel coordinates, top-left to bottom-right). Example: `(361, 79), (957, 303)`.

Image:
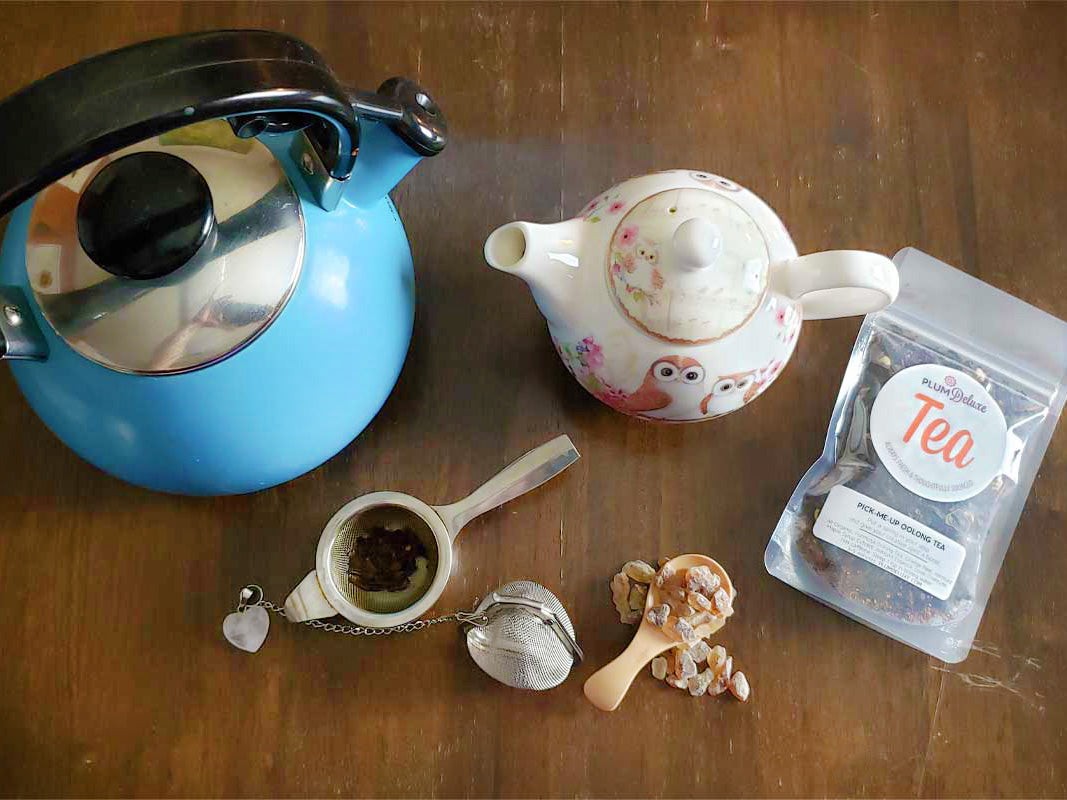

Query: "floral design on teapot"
(579, 188), (628, 223)
(553, 334), (629, 409)
(769, 296), (801, 344)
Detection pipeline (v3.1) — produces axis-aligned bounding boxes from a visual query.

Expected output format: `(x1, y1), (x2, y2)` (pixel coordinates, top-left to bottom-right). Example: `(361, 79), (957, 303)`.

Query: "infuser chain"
(235, 585), (487, 636)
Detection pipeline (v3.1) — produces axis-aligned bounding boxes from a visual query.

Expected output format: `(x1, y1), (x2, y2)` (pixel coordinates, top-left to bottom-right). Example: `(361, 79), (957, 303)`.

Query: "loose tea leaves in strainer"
(765, 248), (1067, 662)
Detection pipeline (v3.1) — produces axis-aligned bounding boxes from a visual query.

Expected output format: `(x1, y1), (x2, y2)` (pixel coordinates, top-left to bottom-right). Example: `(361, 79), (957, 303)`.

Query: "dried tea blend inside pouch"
(765, 248), (1067, 662)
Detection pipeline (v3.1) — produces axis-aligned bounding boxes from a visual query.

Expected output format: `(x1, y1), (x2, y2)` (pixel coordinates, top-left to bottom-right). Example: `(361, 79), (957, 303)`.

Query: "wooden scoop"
(583, 554), (735, 711)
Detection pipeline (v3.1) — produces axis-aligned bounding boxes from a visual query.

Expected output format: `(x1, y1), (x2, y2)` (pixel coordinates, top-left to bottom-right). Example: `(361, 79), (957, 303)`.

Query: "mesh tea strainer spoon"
(284, 435), (579, 628)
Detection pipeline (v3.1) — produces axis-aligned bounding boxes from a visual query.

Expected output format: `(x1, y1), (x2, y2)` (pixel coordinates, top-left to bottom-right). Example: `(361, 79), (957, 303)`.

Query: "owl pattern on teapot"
(700, 356), (785, 418)
(552, 331), (788, 423)
(610, 226), (667, 311)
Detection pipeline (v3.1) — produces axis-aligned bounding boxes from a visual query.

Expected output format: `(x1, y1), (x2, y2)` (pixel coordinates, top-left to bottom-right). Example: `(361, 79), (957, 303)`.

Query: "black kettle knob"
(77, 152), (214, 280)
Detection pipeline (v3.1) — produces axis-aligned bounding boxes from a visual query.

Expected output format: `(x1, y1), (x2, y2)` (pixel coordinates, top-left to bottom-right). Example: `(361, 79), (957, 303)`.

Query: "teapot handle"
(770, 250), (900, 319)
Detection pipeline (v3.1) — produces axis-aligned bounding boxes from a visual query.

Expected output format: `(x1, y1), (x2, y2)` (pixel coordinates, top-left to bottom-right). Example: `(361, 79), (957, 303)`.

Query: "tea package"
(765, 248), (1067, 662)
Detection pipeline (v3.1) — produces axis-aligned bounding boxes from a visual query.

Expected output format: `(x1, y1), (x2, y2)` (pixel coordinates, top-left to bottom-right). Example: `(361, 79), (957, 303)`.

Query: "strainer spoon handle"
(433, 434), (579, 538)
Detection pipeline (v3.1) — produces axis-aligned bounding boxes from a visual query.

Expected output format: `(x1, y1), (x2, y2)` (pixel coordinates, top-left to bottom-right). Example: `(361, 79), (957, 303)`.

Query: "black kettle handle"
(0, 30), (360, 217)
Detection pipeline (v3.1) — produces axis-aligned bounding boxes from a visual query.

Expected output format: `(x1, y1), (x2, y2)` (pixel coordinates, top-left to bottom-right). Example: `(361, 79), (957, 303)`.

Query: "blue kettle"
(0, 31), (447, 495)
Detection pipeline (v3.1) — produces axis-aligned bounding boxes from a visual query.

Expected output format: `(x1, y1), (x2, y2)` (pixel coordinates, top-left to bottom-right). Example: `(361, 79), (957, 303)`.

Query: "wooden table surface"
(1, 2), (1065, 797)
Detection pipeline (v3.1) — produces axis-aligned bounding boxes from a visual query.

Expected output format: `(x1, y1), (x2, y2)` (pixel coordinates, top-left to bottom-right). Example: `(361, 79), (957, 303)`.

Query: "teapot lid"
(25, 120), (304, 374)
(607, 185), (769, 344)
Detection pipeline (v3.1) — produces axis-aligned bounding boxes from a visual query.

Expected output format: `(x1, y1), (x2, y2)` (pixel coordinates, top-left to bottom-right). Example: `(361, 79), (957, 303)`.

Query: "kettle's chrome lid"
(607, 176), (769, 344)
(25, 121), (303, 374)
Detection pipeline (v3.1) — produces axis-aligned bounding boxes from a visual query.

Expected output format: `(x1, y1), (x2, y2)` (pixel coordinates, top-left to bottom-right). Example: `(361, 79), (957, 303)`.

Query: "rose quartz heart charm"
(223, 606), (269, 653)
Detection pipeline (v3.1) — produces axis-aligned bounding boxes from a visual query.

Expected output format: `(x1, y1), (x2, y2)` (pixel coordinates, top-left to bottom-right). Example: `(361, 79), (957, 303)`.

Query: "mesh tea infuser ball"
(465, 580), (583, 690)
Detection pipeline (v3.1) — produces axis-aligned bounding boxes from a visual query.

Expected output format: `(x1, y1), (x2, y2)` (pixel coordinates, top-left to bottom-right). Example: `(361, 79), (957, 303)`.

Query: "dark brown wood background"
(0, 2), (1065, 797)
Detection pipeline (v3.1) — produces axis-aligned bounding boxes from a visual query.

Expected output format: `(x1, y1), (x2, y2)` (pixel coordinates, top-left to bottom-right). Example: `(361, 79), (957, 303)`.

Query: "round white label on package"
(870, 364), (1006, 502)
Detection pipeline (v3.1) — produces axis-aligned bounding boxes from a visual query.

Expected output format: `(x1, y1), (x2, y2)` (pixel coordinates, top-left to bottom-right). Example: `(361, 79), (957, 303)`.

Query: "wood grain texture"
(0, 2), (1065, 796)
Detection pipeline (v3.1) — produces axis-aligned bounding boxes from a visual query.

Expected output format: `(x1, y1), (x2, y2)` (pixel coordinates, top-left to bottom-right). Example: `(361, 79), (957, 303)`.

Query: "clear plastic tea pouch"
(765, 248), (1067, 662)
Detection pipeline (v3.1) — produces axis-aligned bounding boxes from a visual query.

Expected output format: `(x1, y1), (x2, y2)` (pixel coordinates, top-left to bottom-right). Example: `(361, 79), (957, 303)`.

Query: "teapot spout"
(484, 219), (583, 328)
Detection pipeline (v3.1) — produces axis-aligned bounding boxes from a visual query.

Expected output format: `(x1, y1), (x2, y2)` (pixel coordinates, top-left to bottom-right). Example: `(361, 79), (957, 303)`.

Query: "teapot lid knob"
(607, 187), (769, 344)
(672, 217), (723, 272)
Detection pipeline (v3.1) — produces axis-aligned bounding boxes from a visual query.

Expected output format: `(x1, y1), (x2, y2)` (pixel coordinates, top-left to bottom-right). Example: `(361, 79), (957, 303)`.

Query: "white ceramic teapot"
(484, 170), (899, 422)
